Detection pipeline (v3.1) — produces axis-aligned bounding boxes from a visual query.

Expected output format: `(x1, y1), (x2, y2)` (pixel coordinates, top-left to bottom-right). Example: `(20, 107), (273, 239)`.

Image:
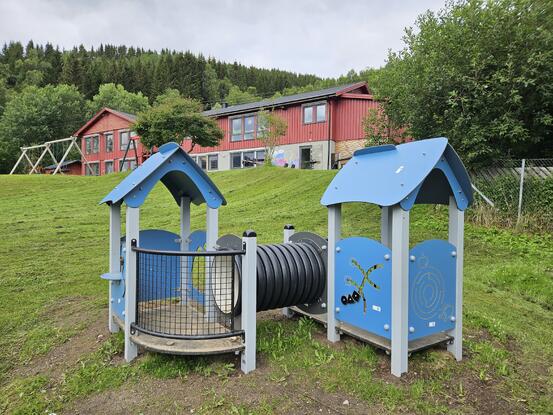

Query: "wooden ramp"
(290, 307), (452, 353)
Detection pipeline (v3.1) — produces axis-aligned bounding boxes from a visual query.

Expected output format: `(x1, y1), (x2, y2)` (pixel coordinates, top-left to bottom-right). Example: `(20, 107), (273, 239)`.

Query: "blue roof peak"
(321, 137), (473, 210)
(100, 142), (226, 209)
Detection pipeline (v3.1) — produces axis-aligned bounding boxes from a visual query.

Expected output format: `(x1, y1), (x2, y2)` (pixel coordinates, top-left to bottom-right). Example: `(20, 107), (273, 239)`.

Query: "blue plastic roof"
(100, 142), (226, 209)
(320, 137), (473, 210)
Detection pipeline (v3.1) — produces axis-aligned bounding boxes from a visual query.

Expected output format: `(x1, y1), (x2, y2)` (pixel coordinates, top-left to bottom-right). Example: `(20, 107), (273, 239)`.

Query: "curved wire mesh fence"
(132, 247), (244, 340)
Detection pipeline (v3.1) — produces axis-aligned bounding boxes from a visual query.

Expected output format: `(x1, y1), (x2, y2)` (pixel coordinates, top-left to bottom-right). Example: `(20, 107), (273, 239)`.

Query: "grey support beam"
(124, 206), (140, 362)
(391, 205), (409, 377)
(241, 230), (257, 373)
(448, 196), (464, 361)
(282, 224), (295, 317)
(327, 204), (341, 343)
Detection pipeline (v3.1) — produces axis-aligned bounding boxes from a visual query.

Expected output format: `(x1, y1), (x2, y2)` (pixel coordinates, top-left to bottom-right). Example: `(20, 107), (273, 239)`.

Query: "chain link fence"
(469, 159), (553, 232)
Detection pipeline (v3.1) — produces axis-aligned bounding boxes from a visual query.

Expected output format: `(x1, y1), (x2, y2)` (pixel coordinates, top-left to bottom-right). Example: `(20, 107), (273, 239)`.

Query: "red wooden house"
(188, 81), (379, 171)
(74, 82), (383, 175)
(74, 108), (144, 176)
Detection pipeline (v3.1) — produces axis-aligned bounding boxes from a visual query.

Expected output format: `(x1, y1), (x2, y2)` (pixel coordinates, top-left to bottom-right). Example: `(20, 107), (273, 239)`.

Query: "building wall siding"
(333, 98), (379, 142)
(78, 113), (144, 175)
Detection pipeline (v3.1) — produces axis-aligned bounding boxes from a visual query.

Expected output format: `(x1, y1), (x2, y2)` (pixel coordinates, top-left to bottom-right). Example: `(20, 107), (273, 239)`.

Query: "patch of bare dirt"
(14, 305), (108, 381)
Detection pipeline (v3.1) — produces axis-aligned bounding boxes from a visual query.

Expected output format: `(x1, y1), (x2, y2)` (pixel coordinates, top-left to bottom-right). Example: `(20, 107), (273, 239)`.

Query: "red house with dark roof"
(186, 82), (380, 171)
(74, 108), (145, 176)
(74, 82), (387, 175)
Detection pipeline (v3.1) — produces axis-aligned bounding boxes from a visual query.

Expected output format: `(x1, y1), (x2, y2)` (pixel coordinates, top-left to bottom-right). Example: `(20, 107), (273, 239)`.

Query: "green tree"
(225, 85), (260, 105)
(87, 83), (150, 117)
(0, 84), (86, 172)
(257, 109), (288, 165)
(133, 96), (223, 151)
(362, 107), (407, 147)
(372, 0), (553, 165)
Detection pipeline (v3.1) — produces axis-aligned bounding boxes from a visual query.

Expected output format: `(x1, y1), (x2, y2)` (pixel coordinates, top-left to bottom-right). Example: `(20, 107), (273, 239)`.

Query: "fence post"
(124, 206), (139, 362)
(241, 230), (257, 374)
(327, 204), (341, 343)
(517, 159), (526, 225)
(282, 224), (295, 318)
(108, 203), (121, 333)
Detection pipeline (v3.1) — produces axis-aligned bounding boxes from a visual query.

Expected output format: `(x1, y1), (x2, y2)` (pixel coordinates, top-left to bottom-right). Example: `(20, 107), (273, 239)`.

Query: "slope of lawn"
(0, 168), (552, 414)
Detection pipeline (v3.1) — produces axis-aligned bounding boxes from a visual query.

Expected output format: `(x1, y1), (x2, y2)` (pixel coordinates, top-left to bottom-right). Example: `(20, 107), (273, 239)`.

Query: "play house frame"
(100, 142), (258, 371)
(320, 137), (472, 376)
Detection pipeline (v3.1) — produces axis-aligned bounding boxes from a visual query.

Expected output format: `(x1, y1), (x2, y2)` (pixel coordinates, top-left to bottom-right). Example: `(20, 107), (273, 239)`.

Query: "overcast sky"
(0, 0), (445, 78)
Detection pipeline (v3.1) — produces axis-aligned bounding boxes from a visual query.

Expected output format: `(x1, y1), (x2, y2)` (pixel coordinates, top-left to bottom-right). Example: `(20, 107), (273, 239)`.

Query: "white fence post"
(241, 230), (257, 374)
(124, 206), (139, 362)
(517, 158), (526, 225)
(391, 205), (409, 377)
(327, 204), (341, 343)
(109, 204), (121, 333)
(282, 224), (295, 317)
(205, 207), (219, 321)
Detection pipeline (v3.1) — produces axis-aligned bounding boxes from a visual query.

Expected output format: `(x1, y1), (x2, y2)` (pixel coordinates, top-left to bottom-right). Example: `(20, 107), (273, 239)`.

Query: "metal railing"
(131, 246), (245, 340)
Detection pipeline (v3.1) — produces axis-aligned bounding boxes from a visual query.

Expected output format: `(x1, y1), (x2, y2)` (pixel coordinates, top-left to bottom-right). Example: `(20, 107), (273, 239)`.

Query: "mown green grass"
(1, 167), (552, 414)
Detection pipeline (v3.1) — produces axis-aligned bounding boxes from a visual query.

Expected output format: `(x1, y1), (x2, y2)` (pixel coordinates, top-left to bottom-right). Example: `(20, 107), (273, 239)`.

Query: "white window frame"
(302, 101), (327, 124)
(119, 157), (136, 172)
(105, 132), (114, 153)
(86, 161), (100, 176)
(208, 154), (219, 171)
(119, 130), (130, 151)
(104, 159), (114, 174)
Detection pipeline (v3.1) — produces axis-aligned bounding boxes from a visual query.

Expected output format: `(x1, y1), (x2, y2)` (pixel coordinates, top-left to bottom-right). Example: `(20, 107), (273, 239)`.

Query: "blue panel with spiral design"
(408, 239), (456, 340)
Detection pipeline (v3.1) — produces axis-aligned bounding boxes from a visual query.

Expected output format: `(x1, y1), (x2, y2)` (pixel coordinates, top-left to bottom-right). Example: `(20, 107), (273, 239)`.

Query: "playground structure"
(9, 136), (94, 175)
(100, 137), (472, 377)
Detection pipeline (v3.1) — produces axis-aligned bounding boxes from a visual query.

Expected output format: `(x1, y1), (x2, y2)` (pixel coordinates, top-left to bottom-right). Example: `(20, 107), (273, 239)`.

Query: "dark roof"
(44, 160), (81, 170)
(202, 82), (370, 117)
(111, 109), (137, 122)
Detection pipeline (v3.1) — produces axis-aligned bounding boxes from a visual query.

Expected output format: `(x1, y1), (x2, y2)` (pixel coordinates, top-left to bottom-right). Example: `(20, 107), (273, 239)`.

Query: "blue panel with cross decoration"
(408, 239), (456, 340)
(335, 237), (393, 340)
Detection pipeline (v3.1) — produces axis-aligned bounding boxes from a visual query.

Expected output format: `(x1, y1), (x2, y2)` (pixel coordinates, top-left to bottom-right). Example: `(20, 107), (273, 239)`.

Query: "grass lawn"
(0, 167), (552, 414)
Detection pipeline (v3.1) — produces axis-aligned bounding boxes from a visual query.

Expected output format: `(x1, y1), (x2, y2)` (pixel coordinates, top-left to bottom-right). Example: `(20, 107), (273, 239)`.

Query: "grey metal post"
(282, 224), (295, 317)
(108, 204), (121, 333)
(180, 196), (191, 251)
(241, 230), (257, 373)
(448, 196), (464, 361)
(380, 206), (393, 248)
(517, 158), (526, 225)
(327, 204), (341, 342)
(180, 197), (191, 302)
(124, 206), (140, 362)
(205, 207), (219, 321)
(391, 205), (409, 377)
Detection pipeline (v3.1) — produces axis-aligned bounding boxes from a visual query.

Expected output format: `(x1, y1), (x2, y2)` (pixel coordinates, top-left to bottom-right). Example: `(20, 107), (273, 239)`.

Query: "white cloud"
(0, 0), (445, 77)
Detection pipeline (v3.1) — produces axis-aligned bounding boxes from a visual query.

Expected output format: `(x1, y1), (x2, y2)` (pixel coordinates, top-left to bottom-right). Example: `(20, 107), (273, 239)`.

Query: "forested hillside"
(0, 41), (322, 110)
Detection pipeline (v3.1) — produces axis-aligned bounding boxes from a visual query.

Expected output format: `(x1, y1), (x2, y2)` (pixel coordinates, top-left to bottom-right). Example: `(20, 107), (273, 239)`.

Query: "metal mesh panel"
(132, 248), (243, 340)
(470, 158), (553, 231)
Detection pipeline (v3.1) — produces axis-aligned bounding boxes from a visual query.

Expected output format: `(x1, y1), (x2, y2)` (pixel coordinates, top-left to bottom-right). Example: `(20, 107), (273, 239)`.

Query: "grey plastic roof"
(203, 82), (367, 117)
(320, 137), (473, 210)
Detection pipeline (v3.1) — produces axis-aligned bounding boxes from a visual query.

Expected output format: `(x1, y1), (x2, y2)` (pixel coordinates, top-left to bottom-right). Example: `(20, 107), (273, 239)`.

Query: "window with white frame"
(119, 131), (130, 150)
(105, 160), (114, 174)
(84, 137), (91, 154)
(208, 154), (218, 170)
(119, 158), (136, 172)
(85, 162), (100, 176)
(230, 150), (266, 169)
(231, 118), (242, 142)
(91, 135), (99, 153)
(244, 116), (255, 140)
(198, 156), (207, 170)
(303, 102), (326, 124)
(105, 133), (113, 153)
